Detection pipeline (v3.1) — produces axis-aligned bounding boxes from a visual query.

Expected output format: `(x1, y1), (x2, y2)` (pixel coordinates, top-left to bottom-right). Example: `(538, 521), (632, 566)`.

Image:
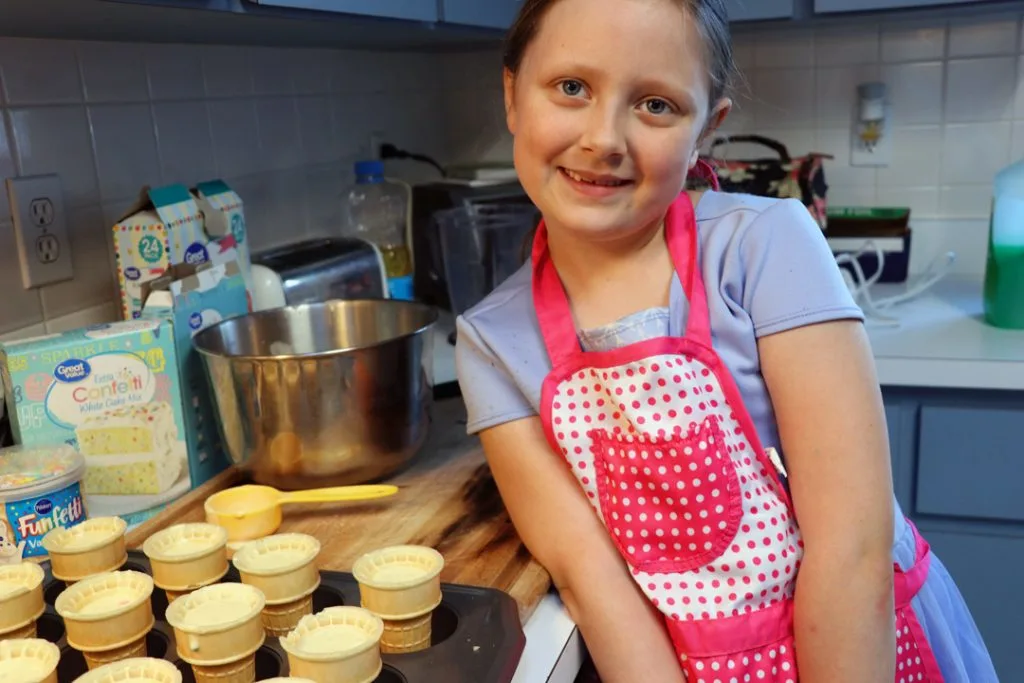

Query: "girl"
(455, 0), (997, 681)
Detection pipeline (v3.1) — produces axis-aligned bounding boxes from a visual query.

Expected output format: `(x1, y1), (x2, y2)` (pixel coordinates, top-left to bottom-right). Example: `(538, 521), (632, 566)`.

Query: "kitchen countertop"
(865, 277), (1024, 392)
(125, 397), (552, 624)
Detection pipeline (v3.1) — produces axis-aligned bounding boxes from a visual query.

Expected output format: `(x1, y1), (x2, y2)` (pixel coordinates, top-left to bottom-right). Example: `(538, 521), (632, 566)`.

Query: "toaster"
(250, 237), (387, 309)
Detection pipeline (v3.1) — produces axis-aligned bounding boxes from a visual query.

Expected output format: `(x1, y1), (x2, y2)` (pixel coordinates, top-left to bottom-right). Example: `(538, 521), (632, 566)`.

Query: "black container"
(37, 550), (526, 682)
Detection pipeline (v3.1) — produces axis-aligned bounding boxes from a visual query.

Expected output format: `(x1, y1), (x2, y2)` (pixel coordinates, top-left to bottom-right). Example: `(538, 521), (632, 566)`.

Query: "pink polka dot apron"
(531, 190), (946, 682)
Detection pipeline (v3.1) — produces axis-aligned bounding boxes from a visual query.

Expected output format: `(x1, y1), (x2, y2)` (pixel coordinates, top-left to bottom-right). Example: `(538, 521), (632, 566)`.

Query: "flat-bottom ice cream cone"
(83, 635), (148, 670)
(72, 657), (183, 683)
(0, 639), (60, 683)
(380, 611), (432, 654)
(191, 653), (256, 683)
(0, 621), (37, 641)
(281, 607), (383, 683)
(352, 545), (443, 654)
(261, 594), (313, 638)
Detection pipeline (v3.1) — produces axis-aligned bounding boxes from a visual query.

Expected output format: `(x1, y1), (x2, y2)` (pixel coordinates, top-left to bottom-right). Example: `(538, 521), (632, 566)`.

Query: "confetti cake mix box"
(0, 320), (191, 505)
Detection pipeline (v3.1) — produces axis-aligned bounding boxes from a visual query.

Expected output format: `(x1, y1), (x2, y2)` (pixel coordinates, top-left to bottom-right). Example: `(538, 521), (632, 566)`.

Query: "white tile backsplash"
(153, 101), (218, 186)
(881, 24), (946, 63)
(752, 68), (817, 127)
(297, 96), (337, 165)
(876, 125), (943, 188)
(940, 122), (1012, 185)
(948, 19), (1019, 58)
(816, 64), (881, 127)
(44, 301), (118, 334)
(937, 185), (997, 221)
(0, 39), (81, 105)
(1012, 121), (1024, 160)
(202, 46), (254, 99)
(88, 103), (161, 201)
(7, 106), (99, 207)
(78, 42), (149, 103)
(944, 57), (1017, 123)
(146, 44), (206, 101)
(880, 61), (944, 125)
(0, 38), (446, 336)
(815, 25), (880, 67)
(755, 31), (815, 69)
(208, 99), (262, 179)
(256, 97), (302, 171)
(0, 220), (44, 331)
(39, 204), (115, 318)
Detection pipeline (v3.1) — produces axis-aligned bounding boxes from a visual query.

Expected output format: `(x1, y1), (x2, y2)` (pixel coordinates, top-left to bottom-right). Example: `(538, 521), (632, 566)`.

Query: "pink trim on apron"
(530, 191), (945, 682)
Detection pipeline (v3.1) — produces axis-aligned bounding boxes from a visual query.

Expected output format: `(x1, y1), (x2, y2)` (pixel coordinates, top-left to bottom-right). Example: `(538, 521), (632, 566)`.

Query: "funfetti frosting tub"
(0, 445), (87, 560)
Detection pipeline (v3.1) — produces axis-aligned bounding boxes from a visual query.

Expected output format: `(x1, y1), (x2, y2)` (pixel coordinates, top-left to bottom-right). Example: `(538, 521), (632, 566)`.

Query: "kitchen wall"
(0, 38), (446, 340)
(441, 11), (1024, 278)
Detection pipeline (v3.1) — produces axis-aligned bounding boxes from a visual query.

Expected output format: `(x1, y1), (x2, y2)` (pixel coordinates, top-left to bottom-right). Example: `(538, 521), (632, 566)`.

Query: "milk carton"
(0, 320), (191, 510)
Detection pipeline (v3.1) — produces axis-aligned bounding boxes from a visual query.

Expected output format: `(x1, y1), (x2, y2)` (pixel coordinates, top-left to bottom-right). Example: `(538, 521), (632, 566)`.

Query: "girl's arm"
(758, 319), (896, 682)
(479, 417), (686, 683)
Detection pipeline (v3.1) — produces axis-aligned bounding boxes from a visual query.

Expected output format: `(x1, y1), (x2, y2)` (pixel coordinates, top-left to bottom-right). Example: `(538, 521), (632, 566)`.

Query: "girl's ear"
(503, 67), (518, 135)
(690, 97), (733, 168)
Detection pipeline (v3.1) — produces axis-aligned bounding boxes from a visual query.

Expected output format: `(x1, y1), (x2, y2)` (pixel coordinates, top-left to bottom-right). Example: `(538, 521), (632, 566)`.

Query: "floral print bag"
(693, 134), (833, 230)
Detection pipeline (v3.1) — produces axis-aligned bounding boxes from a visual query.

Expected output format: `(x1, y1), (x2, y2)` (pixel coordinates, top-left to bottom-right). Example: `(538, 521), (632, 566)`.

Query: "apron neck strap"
(531, 191), (713, 366)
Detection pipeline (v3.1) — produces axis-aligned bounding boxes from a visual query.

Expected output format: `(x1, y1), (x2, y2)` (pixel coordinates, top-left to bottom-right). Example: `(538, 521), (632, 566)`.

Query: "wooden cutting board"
(125, 402), (553, 622)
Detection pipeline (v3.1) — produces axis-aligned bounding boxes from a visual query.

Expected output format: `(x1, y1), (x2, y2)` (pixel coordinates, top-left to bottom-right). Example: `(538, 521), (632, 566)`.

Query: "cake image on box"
(77, 402), (177, 458)
(75, 402), (183, 495)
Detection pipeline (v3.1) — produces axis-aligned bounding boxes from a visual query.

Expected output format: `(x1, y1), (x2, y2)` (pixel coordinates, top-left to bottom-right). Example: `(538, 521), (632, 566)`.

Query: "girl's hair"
(503, 0), (737, 108)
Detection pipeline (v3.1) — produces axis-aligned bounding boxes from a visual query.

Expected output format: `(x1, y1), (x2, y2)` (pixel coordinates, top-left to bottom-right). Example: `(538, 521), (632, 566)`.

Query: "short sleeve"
(455, 314), (536, 435)
(738, 198), (865, 337)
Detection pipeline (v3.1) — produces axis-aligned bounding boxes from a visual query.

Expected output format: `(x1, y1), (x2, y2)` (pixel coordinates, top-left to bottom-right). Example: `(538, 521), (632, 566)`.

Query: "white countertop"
(864, 277), (1024, 391)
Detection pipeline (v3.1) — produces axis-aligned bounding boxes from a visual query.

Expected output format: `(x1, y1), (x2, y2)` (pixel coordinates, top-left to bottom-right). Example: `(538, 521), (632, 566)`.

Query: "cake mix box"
(139, 256), (250, 487)
(114, 184), (211, 321)
(0, 320), (191, 507)
(193, 180), (253, 297)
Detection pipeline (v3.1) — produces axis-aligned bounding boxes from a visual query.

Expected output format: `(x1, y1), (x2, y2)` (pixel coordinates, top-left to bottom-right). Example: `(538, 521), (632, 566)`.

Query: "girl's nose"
(579, 104), (626, 160)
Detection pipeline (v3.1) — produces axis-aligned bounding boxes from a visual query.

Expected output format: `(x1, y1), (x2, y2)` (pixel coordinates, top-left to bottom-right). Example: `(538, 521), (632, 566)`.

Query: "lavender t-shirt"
(455, 192), (864, 454)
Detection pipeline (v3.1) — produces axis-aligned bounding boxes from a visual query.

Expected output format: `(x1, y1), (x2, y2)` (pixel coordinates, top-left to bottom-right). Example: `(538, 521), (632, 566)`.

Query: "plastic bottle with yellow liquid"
(983, 158), (1024, 329)
(345, 160), (414, 300)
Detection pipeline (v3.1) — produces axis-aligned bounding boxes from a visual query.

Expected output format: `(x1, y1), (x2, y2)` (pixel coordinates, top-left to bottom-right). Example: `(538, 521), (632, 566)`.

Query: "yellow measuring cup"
(204, 484), (399, 542)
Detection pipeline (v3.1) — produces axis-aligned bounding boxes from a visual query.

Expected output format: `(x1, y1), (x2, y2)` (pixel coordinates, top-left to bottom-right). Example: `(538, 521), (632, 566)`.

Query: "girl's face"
(504, 0), (729, 243)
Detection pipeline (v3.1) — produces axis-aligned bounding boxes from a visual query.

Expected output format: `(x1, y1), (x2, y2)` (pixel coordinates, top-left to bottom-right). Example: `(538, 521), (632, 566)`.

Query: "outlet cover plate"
(6, 174), (74, 289)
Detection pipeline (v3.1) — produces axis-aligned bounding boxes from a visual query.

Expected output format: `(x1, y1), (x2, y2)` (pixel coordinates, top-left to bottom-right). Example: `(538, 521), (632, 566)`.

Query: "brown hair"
(503, 0), (736, 108)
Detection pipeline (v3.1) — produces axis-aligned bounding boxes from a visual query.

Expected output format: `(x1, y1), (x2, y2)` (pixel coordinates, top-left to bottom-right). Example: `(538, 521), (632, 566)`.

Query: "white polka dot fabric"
(549, 355), (801, 621)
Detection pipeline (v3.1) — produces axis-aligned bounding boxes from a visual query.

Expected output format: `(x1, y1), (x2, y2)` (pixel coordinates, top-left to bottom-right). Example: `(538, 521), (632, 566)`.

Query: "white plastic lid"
(0, 445), (85, 500)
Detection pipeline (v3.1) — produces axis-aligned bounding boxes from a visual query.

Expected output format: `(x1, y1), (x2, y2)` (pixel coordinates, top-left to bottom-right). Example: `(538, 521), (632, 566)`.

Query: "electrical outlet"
(6, 174), (74, 289)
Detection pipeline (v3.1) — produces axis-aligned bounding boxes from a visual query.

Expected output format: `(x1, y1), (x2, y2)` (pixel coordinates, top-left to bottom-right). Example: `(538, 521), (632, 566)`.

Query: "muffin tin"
(35, 549), (526, 682)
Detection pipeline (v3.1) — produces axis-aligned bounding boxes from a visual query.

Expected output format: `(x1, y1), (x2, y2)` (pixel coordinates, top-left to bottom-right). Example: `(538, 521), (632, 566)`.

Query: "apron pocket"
(681, 636), (798, 683)
(589, 415), (743, 574)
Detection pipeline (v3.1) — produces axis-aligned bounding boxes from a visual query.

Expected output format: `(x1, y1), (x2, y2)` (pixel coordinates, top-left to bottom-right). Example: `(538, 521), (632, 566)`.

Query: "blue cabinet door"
(443, 0), (521, 28)
(914, 527), (1021, 682)
(724, 0), (794, 21)
(815, 0), (989, 12)
(249, 0), (437, 22)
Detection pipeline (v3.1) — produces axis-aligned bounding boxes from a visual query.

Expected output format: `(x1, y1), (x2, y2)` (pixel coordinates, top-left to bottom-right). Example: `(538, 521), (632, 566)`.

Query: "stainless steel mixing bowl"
(192, 299), (438, 490)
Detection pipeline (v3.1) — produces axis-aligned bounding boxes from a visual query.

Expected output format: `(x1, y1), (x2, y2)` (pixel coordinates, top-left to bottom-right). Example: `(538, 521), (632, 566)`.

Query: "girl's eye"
(559, 79), (585, 97)
(642, 98), (673, 115)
